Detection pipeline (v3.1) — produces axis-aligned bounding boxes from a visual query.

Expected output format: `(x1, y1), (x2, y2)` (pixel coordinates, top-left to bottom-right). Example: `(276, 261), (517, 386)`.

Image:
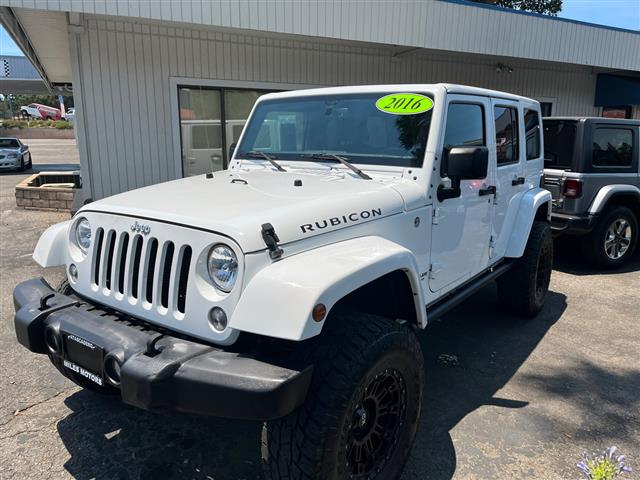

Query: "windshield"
(543, 120), (577, 170)
(236, 93), (433, 168)
(0, 139), (19, 149)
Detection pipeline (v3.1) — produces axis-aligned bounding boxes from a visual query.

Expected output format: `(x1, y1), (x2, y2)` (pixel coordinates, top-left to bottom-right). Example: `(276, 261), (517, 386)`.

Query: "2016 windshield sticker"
(375, 93), (433, 115)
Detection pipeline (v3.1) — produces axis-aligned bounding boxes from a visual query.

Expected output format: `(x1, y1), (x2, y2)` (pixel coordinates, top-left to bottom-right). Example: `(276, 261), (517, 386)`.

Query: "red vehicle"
(20, 103), (62, 120)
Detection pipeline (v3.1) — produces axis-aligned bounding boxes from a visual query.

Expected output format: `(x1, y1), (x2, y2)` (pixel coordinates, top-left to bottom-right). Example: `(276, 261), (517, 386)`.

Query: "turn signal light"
(312, 304), (327, 322)
(563, 179), (582, 198)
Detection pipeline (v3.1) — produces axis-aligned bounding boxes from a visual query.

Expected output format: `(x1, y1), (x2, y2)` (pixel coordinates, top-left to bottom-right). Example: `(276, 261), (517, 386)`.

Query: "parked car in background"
(64, 107), (75, 122)
(543, 117), (640, 268)
(20, 103), (62, 120)
(0, 138), (32, 171)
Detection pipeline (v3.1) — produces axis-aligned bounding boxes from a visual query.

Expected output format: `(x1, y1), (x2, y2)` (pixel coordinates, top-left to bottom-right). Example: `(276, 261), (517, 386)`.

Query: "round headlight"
(207, 244), (238, 292)
(75, 218), (91, 252)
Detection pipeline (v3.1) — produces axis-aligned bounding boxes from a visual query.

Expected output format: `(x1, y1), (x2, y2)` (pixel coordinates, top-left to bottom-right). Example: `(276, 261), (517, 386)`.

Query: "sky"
(0, 0), (638, 56)
(558, 0), (640, 30)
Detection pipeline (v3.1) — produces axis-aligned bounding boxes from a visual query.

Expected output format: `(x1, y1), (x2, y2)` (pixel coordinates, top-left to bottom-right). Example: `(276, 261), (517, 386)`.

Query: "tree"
(469, 0), (562, 15)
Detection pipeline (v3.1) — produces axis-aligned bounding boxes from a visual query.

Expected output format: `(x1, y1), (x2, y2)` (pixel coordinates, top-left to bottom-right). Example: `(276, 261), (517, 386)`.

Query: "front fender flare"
(504, 188), (551, 258)
(230, 236), (426, 341)
(33, 220), (70, 267)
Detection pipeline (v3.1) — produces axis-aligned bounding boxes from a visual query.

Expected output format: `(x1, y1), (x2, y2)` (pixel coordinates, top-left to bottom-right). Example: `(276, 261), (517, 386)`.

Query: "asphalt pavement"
(0, 140), (638, 479)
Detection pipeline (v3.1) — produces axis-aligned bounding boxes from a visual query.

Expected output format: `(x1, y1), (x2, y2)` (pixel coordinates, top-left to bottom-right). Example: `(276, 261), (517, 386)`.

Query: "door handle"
(512, 177), (525, 186)
(479, 186), (496, 196)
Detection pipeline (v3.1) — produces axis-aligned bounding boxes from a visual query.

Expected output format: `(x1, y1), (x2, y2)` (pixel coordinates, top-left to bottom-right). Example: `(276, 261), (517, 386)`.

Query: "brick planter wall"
(0, 127), (75, 139)
(15, 174), (76, 212)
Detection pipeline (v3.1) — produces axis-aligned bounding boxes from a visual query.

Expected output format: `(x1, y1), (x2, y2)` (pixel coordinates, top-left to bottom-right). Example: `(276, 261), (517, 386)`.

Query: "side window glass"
(494, 106), (519, 165)
(442, 103), (485, 176)
(524, 109), (541, 160)
(592, 128), (633, 167)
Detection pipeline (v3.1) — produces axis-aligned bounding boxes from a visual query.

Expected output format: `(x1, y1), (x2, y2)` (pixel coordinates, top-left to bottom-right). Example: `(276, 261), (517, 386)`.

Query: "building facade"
(1, 0), (639, 201)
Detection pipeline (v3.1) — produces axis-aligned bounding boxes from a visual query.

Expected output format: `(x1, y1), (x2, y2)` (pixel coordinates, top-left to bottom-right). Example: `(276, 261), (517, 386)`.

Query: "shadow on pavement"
(56, 284), (566, 480)
(404, 284), (567, 479)
(0, 164), (80, 177)
(552, 237), (640, 276)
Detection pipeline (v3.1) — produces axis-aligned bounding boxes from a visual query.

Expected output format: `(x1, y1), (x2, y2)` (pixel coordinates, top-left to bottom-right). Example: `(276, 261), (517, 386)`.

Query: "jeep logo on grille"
(131, 221), (151, 235)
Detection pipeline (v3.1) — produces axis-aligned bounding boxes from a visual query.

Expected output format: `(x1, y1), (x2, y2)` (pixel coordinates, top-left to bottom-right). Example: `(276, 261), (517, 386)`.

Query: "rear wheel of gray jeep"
(497, 221), (553, 318)
(262, 311), (424, 480)
(585, 206), (637, 269)
(48, 279), (116, 394)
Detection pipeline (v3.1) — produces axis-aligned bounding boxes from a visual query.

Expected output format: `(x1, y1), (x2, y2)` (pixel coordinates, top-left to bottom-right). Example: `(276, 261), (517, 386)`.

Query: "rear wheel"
(584, 206), (637, 269)
(262, 310), (424, 480)
(498, 221), (553, 318)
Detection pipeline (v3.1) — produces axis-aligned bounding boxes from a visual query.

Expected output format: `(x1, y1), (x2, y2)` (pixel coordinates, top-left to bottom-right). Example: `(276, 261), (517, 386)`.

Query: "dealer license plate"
(62, 332), (104, 386)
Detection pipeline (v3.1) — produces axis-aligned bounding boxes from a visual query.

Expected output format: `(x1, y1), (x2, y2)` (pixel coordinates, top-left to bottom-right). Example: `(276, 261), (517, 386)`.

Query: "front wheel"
(262, 311), (424, 480)
(584, 206), (638, 269)
(498, 221), (553, 318)
(17, 156), (25, 172)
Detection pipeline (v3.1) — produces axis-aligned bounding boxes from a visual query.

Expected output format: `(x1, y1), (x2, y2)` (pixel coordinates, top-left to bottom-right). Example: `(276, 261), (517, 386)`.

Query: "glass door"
(178, 87), (224, 177)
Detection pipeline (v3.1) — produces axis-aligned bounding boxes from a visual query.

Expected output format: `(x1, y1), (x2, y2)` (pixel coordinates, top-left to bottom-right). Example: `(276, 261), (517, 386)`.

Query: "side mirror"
(228, 142), (237, 161)
(446, 146), (488, 180)
(438, 146), (489, 201)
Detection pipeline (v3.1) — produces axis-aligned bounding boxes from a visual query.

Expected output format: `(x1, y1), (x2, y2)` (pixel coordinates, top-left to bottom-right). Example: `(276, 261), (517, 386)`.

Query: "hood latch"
(261, 223), (284, 260)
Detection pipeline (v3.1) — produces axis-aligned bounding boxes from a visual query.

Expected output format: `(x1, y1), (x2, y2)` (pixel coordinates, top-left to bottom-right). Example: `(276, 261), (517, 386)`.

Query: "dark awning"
(595, 74), (640, 107)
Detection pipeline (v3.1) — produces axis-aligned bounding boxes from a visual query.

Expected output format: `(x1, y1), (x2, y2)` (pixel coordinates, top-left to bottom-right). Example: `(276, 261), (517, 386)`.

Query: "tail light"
(563, 178), (582, 198)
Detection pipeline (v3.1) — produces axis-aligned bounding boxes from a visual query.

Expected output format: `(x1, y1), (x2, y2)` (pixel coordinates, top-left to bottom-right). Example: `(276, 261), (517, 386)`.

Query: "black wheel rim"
(345, 368), (406, 478)
(535, 241), (551, 299)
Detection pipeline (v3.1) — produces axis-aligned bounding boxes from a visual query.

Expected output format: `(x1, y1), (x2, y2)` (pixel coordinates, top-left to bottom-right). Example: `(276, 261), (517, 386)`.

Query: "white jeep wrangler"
(14, 84), (553, 479)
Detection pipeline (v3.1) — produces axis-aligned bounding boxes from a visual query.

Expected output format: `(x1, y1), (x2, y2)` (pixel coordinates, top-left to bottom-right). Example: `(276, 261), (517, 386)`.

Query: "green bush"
(54, 120), (72, 129)
(0, 119), (27, 129)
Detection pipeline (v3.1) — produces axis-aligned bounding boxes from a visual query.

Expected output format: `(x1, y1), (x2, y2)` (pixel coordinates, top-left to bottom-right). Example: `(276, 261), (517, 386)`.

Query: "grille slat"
(176, 246), (192, 315)
(145, 238), (159, 304)
(128, 234), (143, 299)
(90, 228), (192, 318)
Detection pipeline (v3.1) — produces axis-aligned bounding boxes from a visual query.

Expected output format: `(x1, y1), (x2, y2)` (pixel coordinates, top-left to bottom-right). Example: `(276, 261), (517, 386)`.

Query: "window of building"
(592, 128), (633, 167)
(524, 109), (541, 160)
(494, 106), (519, 165)
(178, 86), (272, 177)
(539, 102), (552, 117)
(441, 103), (485, 176)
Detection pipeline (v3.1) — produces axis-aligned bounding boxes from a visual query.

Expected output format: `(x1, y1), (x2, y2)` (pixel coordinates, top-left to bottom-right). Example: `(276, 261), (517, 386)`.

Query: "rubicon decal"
(300, 208), (383, 233)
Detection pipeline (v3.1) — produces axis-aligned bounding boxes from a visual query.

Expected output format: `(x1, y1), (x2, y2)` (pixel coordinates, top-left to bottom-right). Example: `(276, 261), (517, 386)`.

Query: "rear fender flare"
(504, 188), (552, 258)
(230, 236), (426, 341)
(588, 185), (640, 215)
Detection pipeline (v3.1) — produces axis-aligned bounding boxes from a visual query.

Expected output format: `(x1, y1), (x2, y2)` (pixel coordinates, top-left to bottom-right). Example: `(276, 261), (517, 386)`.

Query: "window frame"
(591, 127), (634, 169)
(494, 105), (520, 167)
(176, 83), (280, 176)
(524, 108), (541, 161)
(440, 101), (486, 178)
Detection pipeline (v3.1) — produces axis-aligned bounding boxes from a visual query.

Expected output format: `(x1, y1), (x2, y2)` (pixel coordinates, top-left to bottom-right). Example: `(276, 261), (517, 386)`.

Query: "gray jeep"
(543, 117), (640, 268)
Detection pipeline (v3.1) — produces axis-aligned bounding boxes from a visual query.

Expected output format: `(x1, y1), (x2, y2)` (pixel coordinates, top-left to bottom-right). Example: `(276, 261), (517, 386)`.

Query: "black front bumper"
(550, 212), (598, 236)
(13, 278), (313, 420)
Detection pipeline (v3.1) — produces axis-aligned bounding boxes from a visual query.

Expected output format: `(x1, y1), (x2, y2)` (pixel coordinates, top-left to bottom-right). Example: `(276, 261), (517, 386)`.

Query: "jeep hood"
(82, 170), (417, 253)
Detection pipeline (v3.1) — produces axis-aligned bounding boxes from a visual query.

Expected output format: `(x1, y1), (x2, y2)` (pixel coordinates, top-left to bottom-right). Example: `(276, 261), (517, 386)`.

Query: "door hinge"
(432, 207), (441, 225)
(429, 263), (442, 280)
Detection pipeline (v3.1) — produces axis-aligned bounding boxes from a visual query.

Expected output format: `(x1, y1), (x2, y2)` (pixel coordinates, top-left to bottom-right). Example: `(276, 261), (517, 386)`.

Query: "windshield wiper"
(301, 153), (371, 180)
(244, 151), (286, 172)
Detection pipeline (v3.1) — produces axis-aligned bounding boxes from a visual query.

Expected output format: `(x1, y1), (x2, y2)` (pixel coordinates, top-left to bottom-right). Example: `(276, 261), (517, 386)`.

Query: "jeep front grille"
(91, 228), (192, 315)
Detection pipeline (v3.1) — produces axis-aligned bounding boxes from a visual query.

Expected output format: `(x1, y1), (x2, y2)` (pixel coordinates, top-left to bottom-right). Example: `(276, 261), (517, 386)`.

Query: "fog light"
(69, 263), (78, 282)
(312, 303), (327, 322)
(104, 356), (122, 385)
(44, 327), (61, 354)
(208, 307), (228, 332)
